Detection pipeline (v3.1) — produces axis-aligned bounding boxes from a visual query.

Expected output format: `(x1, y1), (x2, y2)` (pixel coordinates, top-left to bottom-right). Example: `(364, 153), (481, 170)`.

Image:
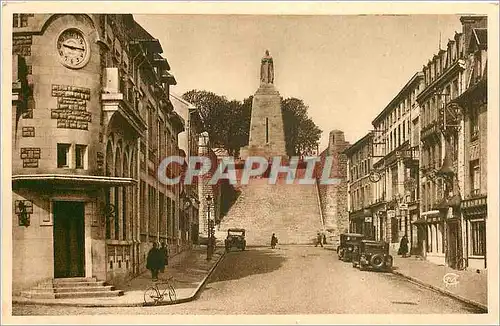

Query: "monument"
(240, 50), (287, 160)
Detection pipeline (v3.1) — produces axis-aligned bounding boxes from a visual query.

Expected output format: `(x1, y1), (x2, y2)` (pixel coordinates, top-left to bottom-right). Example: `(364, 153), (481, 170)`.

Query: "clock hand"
(62, 43), (85, 51)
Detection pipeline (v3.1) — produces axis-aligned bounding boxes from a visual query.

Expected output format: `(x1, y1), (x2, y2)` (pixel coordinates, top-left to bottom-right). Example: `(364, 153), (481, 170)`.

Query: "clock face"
(369, 171), (381, 183)
(57, 29), (89, 69)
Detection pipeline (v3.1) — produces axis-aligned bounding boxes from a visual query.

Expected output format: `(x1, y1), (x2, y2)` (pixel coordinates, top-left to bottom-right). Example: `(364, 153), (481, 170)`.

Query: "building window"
(470, 160), (480, 196)
(470, 106), (479, 139)
(427, 225), (432, 252)
(75, 145), (87, 169)
(140, 181), (146, 234)
(57, 144), (71, 168)
(402, 122), (406, 142)
(470, 220), (486, 256)
(105, 188), (112, 239)
(13, 14), (28, 28)
(122, 187), (127, 240)
(114, 186), (119, 240)
(148, 107), (154, 146)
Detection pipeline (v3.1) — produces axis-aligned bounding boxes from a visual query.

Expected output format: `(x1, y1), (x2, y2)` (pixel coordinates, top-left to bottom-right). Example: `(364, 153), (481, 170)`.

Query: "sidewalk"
(12, 246), (225, 307)
(391, 254), (488, 312)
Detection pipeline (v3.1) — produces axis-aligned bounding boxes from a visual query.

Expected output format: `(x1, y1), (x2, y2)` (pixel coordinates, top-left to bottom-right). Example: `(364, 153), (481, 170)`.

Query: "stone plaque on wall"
(20, 147), (40, 168)
(50, 84), (92, 130)
(13, 35), (32, 56)
(22, 126), (35, 137)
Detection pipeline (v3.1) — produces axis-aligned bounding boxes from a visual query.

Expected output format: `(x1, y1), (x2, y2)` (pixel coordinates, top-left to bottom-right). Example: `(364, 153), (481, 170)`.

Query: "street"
(12, 245), (483, 315)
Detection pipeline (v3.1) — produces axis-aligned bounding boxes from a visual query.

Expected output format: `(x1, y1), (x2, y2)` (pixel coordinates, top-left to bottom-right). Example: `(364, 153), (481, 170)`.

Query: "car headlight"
(348, 247), (352, 251)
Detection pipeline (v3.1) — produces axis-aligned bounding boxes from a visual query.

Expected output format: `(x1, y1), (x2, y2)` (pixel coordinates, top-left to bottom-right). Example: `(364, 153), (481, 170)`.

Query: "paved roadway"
(12, 246), (483, 315)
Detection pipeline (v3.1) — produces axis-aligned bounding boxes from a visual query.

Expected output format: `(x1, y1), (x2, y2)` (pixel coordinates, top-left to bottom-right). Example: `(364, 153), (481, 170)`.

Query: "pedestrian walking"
(271, 233), (278, 249)
(398, 234), (409, 258)
(323, 234), (327, 245)
(146, 242), (163, 281)
(315, 232), (323, 247)
(159, 241), (169, 273)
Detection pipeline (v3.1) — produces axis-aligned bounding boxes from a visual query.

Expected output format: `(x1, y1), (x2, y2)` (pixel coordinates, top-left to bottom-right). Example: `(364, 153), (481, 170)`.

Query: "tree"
(182, 90), (251, 157)
(182, 90), (321, 158)
(281, 97), (322, 157)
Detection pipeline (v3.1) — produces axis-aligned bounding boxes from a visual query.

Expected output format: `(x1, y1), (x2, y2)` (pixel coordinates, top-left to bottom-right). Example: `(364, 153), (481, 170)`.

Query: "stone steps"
(31, 285), (115, 293)
(21, 277), (124, 299)
(37, 281), (106, 288)
(219, 179), (323, 246)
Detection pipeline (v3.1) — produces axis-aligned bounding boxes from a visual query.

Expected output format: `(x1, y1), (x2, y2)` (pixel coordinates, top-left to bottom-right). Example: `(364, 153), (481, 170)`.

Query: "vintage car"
(224, 228), (246, 252)
(351, 240), (393, 271)
(336, 233), (364, 262)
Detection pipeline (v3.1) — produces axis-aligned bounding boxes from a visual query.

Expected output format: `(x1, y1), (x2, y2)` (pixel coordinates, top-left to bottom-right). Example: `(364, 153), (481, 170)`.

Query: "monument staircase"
(20, 277), (124, 299)
(217, 176), (324, 246)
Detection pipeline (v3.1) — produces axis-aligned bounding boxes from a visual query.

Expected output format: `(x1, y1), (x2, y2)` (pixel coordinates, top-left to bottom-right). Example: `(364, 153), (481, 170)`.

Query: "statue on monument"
(260, 50), (274, 84)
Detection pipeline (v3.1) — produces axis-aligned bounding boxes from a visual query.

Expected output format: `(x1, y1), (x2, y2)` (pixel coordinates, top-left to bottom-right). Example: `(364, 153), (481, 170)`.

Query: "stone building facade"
(317, 130), (350, 240)
(345, 15), (488, 271)
(370, 72), (424, 251)
(416, 15), (487, 268)
(170, 93), (205, 246)
(11, 14), (188, 293)
(453, 24), (487, 270)
(344, 133), (374, 238)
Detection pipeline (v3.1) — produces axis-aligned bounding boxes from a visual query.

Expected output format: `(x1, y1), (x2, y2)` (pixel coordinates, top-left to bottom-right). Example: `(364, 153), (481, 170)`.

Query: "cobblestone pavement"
(12, 246), (484, 316)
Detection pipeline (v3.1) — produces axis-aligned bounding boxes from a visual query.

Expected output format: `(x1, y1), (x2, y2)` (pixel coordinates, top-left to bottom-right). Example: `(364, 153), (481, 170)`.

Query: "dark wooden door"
(53, 201), (85, 278)
(447, 221), (460, 269)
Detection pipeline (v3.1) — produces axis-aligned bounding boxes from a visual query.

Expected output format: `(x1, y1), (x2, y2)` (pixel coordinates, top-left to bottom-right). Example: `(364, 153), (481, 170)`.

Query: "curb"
(13, 250), (226, 308)
(391, 270), (488, 312)
(145, 250), (226, 306)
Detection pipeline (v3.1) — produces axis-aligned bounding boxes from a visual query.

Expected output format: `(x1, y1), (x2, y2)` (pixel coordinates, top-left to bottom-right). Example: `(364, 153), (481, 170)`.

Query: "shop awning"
(12, 174), (137, 188)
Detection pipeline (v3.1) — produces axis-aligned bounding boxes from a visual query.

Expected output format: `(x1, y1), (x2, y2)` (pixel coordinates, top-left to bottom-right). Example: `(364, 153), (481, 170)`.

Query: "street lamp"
(206, 194), (214, 260)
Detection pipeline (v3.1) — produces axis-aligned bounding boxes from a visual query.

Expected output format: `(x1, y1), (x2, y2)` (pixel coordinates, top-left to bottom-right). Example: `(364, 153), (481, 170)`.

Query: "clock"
(57, 29), (90, 69)
(369, 171), (381, 183)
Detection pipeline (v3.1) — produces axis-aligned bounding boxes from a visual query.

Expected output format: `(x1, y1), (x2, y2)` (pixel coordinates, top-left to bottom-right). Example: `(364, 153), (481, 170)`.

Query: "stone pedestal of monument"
(240, 83), (287, 160)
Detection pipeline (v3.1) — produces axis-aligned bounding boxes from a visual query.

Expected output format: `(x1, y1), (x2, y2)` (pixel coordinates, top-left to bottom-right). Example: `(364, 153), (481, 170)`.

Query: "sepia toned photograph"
(2, 1), (499, 325)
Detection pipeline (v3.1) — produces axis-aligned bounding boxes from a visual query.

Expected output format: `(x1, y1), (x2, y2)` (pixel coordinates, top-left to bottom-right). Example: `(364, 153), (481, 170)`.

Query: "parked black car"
(336, 233), (364, 262)
(224, 228), (246, 252)
(351, 240), (393, 271)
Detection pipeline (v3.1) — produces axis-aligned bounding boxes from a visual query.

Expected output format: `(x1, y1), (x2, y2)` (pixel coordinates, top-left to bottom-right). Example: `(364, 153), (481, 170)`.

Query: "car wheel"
(370, 254), (385, 269)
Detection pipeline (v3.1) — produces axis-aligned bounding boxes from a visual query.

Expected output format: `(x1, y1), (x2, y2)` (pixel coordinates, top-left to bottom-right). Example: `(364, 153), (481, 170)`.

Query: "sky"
(134, 14), (462, 150)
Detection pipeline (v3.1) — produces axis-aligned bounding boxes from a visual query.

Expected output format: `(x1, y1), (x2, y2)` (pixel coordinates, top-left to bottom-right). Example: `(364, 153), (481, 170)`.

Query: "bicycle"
(144, 276), (177, 305)
(455, 257), (467, 271)
(448, 256), (467, 271)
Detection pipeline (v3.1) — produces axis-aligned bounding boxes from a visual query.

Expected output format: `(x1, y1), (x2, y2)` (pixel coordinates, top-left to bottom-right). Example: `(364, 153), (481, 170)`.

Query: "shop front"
(462, 195), (487, 270)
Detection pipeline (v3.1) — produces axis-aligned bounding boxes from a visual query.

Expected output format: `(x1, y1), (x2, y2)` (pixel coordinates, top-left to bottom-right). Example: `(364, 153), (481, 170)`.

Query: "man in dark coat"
(398, 234), (409, 258)
(146, 242), (163, 281)
(271, 233), (278, 249)
(315, 232), (324, 247)
(159, 241), (169, 273)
